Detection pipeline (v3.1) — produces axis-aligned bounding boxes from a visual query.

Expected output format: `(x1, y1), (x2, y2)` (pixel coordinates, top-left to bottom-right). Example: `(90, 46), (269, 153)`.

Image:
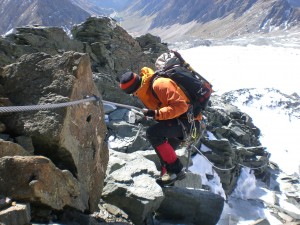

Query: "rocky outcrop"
(102, 150), (163, 225)
(0, 201), (30, 225)
(0, 17), (168, 108)
(157, 187), (224, 225)
(72, 17), (168, 107)
(0, 51), (109, 213)
(0, 139), (30, 157)
(201, 95), (267, 194)
(0, 26), (84, 68)
(104, 94), (269, 196)
(103, 92), (300, 224)
(103, 149), (224, 225)
(135, 33), (169, 61)
(0, 15), (299, 224)
(0, 16), (173, 224)
(0, 156), (84, 210)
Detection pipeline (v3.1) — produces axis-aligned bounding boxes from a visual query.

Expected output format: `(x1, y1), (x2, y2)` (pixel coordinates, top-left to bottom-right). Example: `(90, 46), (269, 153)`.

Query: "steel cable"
(0, 96), (98, 113)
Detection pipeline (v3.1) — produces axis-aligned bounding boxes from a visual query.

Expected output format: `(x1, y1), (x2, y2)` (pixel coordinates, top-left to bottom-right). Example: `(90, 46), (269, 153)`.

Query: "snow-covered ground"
(180, 45), (300, 96)
(180, 45), (300, 224)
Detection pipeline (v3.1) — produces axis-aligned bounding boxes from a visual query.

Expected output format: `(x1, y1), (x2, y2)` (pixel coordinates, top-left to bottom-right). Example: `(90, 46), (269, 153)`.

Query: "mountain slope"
(0, 0), (90, 35)
(119, 0), (300, 42)
(70, 0), (113, 16)
(222, 88), (300, 174)
(71, 0), (134, 10)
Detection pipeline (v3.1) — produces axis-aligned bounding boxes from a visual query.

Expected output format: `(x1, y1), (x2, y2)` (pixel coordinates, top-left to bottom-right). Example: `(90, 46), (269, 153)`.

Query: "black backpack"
(151, 50), (212, 117)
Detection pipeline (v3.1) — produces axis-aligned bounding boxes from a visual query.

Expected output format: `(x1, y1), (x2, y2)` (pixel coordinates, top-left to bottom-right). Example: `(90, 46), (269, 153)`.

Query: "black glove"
(143, 109), (155, 117)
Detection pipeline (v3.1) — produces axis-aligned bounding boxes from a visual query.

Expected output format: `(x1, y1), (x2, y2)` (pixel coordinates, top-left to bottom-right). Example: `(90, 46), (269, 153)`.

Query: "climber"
(119, 67), (201, 186)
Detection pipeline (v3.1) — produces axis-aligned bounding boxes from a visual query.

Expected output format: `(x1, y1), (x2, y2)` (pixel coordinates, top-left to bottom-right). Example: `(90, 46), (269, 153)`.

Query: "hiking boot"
(156, 170), (186, 186)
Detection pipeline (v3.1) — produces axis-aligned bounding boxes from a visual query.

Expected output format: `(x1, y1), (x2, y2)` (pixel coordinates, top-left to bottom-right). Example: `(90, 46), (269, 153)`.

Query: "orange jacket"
(135, 67), (202, 121)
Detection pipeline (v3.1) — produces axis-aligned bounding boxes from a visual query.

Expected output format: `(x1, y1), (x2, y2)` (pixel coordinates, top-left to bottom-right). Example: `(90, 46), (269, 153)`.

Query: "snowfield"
(180, 45), (300, 224)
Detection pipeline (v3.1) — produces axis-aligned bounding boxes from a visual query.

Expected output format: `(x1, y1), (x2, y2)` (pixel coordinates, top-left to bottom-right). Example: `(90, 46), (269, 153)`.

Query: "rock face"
(157, 187), (224, 225)
(0, 16), (172, 223)
(0, 17), (168, 107)
(0, 202), (30, 225)
(102, 149), (224, 225)
(0, 156), (84, 210)
(0, 139), (30, 157)
(190, 95), (264, 194)
(0, 51), (109, 213)
(0, 15), (298, 225)
(72, 17), (168, 107)
(102, 150), (164, 225)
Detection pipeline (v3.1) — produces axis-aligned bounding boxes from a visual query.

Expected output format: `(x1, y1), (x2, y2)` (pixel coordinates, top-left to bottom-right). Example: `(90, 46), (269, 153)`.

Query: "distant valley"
(119, 0), (300, 43)
(0, 0), (299, 46)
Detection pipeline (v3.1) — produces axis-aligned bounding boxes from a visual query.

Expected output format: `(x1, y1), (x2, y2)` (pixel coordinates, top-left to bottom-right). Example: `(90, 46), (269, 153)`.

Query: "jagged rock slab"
(0, 52), (109, 212)
(102, 150), (163, 225)
(0, 156), (84, 211)
(157, 187), (224, 225)
(0, 139), (30, 157)
(0, 203), (30, 225)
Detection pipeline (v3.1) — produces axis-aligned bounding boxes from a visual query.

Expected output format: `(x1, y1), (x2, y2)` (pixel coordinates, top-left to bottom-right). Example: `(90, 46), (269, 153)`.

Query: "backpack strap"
(150, 70), (172, 100)
(149, 72), (160, 102)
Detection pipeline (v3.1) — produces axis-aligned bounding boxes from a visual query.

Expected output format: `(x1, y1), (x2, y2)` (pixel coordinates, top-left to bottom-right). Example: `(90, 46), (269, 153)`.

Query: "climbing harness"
(183, 118), (205, 172)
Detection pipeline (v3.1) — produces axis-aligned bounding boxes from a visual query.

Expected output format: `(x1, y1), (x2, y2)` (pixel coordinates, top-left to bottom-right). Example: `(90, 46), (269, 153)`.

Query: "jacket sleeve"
(153, 78), (189, 120)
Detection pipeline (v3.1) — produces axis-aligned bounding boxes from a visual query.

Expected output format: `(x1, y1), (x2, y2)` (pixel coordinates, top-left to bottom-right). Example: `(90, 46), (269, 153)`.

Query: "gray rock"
(103, 102), (117, 114)
(157, 187), (224, 225)
(0, 140), (30, 157)
(0, 196), (12, 210)
(103, 150), (163, 225)
(109, 108), (130, 121)
(0, 122), (5, 133)
(0, 52), (109, 212)
(249, 218), (271, 225)
(0, 156), (84, 211)
(15, 136), (35, 154)
(0, 203), (30, 225)
(107, 120), (150, 153)
(173, 172), (202, 189)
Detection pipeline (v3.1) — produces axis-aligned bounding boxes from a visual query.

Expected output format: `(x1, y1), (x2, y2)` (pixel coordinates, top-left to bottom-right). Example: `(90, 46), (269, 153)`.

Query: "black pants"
(146, 119), (199, 149)
(146, 118), (199, 173)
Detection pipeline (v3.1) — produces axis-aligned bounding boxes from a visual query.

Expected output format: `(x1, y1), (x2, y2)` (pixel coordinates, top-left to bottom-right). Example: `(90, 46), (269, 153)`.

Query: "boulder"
(15, 136), (35, 154)
(102, 150), (164, 225)
(106, 120), (150, 153)
(0, 139), (30, 157)
(0, 156), (83, 210)
(0, 121), (6, 132)
(0, 202), (30, 225)
(71, 17), (156, 75)
(0, 27), (84, 68)
(157, 187), (224, 225)
(135, 33), (169, 60)
(0, 16), (165, 109)
(0, 51), (109, 212)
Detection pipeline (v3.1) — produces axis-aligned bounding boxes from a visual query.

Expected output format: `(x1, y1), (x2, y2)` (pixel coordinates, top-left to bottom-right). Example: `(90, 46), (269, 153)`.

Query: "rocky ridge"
(0, 16), (299, 225)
